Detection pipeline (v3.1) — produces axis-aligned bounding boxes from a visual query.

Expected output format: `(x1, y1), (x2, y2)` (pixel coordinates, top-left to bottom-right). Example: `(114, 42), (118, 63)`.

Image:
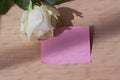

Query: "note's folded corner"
(41, 26), (91, 64)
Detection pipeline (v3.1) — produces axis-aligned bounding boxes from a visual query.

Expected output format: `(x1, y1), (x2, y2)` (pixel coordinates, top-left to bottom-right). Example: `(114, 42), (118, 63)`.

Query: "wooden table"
(0, 0), (120, 80)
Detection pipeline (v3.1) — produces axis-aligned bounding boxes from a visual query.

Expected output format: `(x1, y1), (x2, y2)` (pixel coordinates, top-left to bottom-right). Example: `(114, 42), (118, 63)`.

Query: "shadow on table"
(0, 42), (40, 69)
(89, 12), (120, 54)
(55, 7), (83, 36)
(90, 26), (95, 54)
(93, 13), (120, 41)
(54, 7), (83, 37)
(57, 7), (83, 26)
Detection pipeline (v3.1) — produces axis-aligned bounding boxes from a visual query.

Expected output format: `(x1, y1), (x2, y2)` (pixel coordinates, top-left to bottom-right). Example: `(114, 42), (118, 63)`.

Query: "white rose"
(20, 5), (60, 40)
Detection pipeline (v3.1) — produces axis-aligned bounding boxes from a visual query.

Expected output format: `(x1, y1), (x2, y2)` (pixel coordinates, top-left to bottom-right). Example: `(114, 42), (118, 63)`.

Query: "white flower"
(20, 5), (60, 40)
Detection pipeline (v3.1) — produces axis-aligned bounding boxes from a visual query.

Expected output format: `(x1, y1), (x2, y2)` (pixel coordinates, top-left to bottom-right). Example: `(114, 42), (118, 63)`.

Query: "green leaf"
(55, 0), (63, 4)
(0, 0), (13, 15)
(43, 0), (63, 5)
(14, 0), (31, 10)
(32, 0), (42, 6)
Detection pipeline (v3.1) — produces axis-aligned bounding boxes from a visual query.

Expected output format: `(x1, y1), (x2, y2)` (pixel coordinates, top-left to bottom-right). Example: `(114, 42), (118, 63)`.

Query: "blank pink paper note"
(41, 26), (90, 64)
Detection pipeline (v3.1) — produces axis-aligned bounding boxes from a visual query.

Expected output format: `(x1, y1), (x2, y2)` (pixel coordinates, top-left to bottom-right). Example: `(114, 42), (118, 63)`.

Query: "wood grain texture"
(0, 0), (120, 80)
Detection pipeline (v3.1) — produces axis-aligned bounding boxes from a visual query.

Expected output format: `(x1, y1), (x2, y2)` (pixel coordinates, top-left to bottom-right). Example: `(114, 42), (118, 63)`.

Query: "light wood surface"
(0, 0), (120, 80)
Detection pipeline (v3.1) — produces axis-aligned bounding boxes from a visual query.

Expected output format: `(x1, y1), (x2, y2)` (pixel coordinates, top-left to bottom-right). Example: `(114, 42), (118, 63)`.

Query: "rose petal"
(26, 7), (43, 39)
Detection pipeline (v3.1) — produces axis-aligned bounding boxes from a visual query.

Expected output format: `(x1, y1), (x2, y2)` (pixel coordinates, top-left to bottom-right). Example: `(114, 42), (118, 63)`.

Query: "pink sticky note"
(41, 26), (90, 64)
